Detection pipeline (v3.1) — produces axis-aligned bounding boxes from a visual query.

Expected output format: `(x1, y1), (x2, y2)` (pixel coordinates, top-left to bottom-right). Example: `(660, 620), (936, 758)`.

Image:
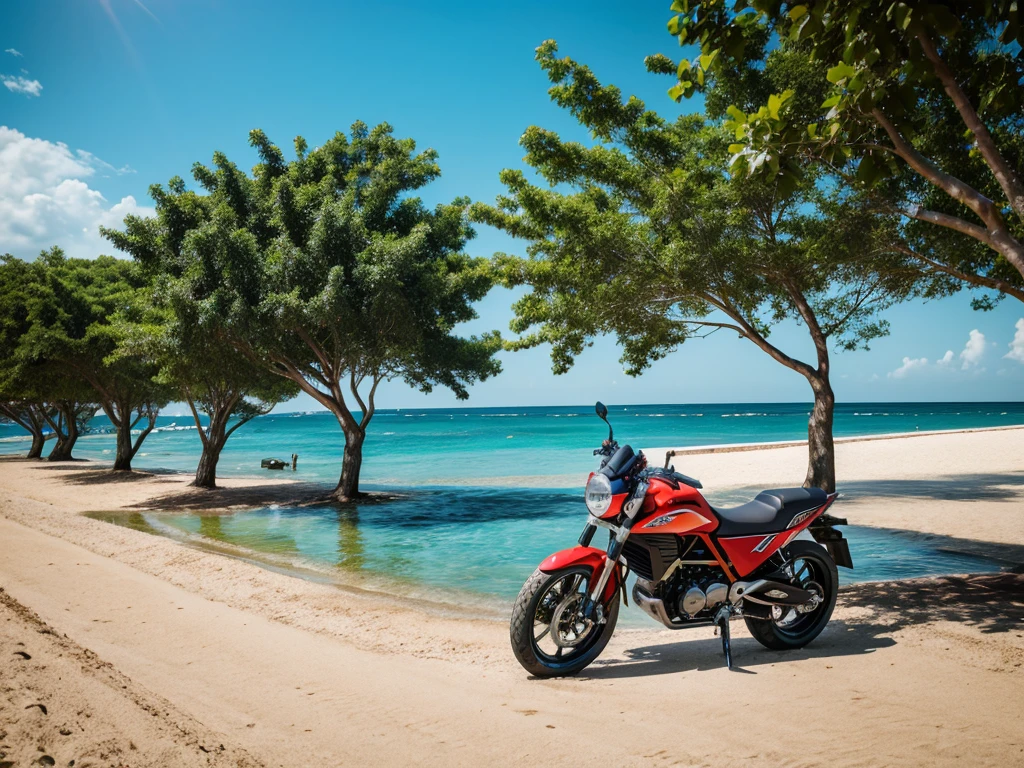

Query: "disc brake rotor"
(549, 593), (593, 648)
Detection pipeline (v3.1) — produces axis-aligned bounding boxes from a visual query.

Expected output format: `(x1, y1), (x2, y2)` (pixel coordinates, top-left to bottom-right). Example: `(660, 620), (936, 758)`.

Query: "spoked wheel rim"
(771, 554), (829, 637)
(530, 567), (603, 664)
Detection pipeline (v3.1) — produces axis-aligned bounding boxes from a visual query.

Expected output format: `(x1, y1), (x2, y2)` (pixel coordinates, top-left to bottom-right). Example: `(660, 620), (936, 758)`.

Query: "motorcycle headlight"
(585, 473), (613, 516)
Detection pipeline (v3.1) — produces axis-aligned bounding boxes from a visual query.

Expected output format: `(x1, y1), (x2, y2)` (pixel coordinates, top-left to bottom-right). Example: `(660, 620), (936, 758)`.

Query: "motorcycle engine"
(661, 565), (730, 621)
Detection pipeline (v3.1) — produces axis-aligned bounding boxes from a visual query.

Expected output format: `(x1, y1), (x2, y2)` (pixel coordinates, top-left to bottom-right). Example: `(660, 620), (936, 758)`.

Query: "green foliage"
(105, 122), (502, 496)
(21, 249), (168, 466)
(473, 43), (917, 382)
(0, 250), (165, 464)
(649, 1), (1024, 296)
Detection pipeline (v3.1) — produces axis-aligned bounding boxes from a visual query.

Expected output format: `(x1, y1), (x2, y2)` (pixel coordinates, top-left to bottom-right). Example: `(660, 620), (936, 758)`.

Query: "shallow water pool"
(87, 487), (1005, 617)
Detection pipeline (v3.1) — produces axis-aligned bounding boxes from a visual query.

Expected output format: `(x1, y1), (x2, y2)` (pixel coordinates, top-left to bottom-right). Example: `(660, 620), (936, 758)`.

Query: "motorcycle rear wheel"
(510, 566), (619, 677)
(743, 540), (838, 651)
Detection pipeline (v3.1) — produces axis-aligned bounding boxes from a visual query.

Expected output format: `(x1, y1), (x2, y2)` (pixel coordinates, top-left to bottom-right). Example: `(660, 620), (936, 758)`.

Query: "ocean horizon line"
(238, 398), (1024, 420)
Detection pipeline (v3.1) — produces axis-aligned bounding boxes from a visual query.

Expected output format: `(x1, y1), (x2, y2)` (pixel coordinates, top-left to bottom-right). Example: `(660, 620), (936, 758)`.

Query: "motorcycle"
(510, 402), (853, 676)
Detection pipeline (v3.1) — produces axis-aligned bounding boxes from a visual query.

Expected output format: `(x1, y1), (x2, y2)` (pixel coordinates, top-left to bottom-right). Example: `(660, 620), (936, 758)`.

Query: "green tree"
(0, 401), (51, 459)
(105, 123), (502, 501)
(120, 294), (298, 488)
(0, 255), (49, 458)
(0, 254), (96, 460)
(473, 43), (919, 491)
(23, 250), (168, 471)
(649, 1), (1024, 302)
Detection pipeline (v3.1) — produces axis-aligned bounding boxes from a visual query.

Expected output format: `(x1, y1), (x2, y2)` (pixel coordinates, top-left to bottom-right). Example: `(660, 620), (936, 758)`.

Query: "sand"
(1, 427), (1023, 767)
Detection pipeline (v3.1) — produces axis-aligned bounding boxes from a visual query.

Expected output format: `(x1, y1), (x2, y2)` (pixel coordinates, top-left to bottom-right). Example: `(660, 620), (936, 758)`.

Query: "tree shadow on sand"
(709, 470), (1024, 507)
(580, 572), (1024, 679)
(126, 482), (333, 511)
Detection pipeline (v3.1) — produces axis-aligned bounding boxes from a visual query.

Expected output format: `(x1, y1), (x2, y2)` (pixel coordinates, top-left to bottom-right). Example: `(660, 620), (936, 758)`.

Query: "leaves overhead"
(649, 1), (1024, 299)
(472, 42), (919, 382)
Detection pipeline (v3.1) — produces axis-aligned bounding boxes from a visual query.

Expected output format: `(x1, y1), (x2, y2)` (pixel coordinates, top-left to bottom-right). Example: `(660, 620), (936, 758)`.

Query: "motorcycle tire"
(510, 566), (619, 677)
(744, 540), (838, 651)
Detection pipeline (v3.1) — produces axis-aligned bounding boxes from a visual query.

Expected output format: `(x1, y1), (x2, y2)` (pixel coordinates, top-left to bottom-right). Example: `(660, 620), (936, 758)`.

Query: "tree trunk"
(192, 444), (222, 488)
(47, 407), (79, 461)
(804, 377), (836, 493)
(27, 430), (46, 459)
(113, 421), (134, 471)
(186, 397), (236, 489)
(2, 403), (50, 459)
(110, 402), (158, 472)
(334, 429), (365, 502)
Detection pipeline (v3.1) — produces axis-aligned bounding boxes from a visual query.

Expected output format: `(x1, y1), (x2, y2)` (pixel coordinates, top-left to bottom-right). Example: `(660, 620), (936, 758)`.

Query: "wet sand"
(1, 427), (1023, 766)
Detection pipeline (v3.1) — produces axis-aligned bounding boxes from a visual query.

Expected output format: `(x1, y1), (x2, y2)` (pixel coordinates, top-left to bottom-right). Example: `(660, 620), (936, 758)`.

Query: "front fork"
(578, 518), (631, 623)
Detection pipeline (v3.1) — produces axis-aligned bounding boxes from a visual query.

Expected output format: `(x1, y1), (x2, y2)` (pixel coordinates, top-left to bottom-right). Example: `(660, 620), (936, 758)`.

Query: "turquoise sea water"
(89, 490), (1002, 598)
(3, 401), (1023, 487)
(8, 401), (1018, 613)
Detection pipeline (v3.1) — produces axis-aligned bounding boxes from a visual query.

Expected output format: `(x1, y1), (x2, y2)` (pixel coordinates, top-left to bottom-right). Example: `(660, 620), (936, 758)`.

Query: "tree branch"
(893, 243), (1024, 304)
(183, 391), (208, 448)
(904, 205), (995, 246)
(871, 107), (1003, 230)
(915, 28), (1024, 219)
(359, 374), (381, 430)
(704, 292), (818, 380)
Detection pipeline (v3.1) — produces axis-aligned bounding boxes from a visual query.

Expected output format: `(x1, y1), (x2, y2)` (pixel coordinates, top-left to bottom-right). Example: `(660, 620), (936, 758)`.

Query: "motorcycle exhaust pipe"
(729, 579), (814, 607)
(632, 579), (684, 630)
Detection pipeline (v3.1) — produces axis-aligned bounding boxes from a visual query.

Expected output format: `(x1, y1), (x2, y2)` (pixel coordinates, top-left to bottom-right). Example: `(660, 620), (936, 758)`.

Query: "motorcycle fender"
(537, 546), (620, 603)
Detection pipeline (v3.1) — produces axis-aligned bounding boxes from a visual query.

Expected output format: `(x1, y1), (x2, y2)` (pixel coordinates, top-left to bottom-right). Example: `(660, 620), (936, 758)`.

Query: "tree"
(0, 254), (96, 460)
(472, 43), (919, 491)
(648, 1), (1024, 303)
(40, 400), (95, 461)
(23, 250), (168, 471)
(0, 401), (51, 459)
(0, 255), (49, 458)
(105, 123), (502, 501)
(119, 294), (297, 488)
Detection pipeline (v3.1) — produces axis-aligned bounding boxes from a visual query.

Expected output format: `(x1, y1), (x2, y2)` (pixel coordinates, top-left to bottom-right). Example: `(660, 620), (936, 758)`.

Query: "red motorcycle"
(510, 402), (853, 676)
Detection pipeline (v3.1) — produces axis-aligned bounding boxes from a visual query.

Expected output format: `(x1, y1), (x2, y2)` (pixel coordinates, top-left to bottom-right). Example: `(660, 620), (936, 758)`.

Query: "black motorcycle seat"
(712, 487), (828, 537)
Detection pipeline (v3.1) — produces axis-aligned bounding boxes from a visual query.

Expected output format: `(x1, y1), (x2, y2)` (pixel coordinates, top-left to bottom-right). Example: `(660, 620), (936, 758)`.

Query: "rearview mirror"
(595, 401), (608, 419)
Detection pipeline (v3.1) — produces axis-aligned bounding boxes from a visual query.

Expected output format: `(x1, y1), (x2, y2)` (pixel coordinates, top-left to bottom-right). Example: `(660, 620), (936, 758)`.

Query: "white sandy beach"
(1, 427), (1023, 766)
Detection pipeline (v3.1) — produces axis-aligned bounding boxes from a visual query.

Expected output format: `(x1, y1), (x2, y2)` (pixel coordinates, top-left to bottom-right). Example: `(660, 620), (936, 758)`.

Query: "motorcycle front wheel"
(510, 565), (619, 677)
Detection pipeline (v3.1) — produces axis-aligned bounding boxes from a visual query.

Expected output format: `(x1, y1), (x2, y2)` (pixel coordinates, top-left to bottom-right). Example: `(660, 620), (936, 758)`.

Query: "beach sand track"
(0, 587), (262, 768)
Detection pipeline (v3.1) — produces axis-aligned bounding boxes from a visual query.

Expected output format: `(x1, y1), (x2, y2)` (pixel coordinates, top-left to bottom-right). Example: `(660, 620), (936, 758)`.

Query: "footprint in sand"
(24, 703), (47, 715)
(37, 757), (55, 767)
(13, 650), (31, 659)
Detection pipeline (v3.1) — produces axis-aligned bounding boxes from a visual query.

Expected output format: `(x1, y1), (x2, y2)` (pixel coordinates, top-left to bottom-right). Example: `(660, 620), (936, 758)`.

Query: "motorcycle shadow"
(580, 571), (1024, 679)
(581, 618), (894, 679)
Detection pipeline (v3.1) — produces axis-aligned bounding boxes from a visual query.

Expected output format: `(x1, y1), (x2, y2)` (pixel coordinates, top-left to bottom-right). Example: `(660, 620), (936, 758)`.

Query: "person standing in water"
(291, 453), (298, 471)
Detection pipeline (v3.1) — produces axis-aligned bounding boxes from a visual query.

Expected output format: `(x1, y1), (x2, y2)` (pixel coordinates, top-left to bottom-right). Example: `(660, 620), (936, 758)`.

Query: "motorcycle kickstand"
(713, 605), (733, 669)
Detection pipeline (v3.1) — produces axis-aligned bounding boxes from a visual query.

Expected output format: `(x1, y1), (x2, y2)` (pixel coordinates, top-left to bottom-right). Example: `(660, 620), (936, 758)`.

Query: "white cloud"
(1005, 319), (1024, 364)
(2, 75), (42, 97)
(888, 357), (928, 379)
(4, 49), (22, 57)
(0, 126), (152, 259)
(959, 329), (986, 369)
(937, 350), (954, 366)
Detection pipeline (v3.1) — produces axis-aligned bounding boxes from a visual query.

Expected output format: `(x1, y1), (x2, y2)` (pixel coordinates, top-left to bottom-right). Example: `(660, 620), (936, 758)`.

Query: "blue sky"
(2, 0), (1023, 410)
